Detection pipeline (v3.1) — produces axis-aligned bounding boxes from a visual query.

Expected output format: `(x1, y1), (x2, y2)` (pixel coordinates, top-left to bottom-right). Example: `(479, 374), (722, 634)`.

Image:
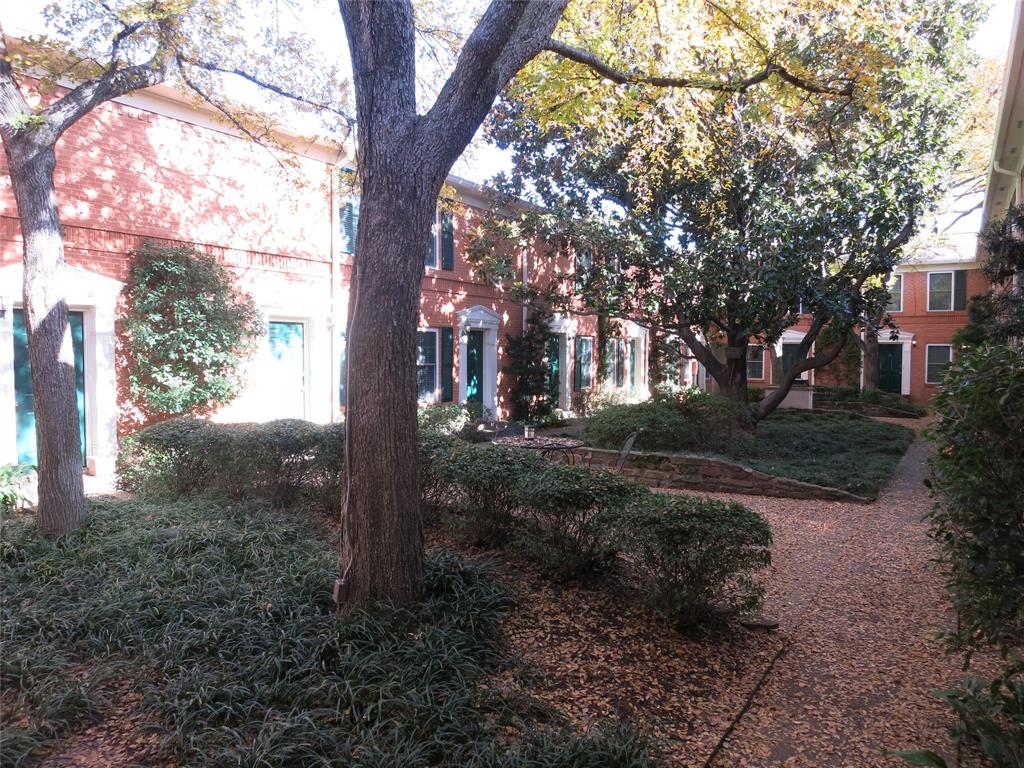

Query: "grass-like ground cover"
(0, 498), (652, 767)
(731, 410), (915, 499)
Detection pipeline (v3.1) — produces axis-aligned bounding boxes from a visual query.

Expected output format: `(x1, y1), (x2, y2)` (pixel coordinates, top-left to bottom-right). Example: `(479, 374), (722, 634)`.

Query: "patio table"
(492, 435), (585, 465)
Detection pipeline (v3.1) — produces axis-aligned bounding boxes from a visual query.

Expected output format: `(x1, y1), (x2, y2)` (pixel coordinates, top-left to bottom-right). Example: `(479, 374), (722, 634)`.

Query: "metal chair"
(613, 430), (641, 474)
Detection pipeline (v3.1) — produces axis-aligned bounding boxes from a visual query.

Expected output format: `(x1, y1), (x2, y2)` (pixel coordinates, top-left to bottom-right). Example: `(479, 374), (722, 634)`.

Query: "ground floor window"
(573, 336), (593, 391)
(416, 330), (439, 401)
(925, 344), (953, 384)
(605, 338), (626, 387)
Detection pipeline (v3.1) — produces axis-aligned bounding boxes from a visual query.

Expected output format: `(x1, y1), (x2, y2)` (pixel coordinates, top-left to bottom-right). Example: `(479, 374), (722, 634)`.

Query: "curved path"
(707, 420), (989, 767)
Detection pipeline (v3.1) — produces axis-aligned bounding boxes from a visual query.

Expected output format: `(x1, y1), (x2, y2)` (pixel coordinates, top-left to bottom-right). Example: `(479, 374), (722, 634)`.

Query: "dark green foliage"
(812, 385), (928, 417)
(504, 306), (559, 422)
(122, 243), (264, 418)
(430, 443), (548, 546)
(740, 410), (914, 498)
(0, 463), (35, 515)
(604, 494), (772, 626)
(418, 403), (472, 436)
(0, 499), (654, 767)
(512, 464), (651, 580)
(957, 204), (1024, 347)
(928, 343), (1024, 654)
(117, 417), (345, 513)
(584, 390), (753, 455)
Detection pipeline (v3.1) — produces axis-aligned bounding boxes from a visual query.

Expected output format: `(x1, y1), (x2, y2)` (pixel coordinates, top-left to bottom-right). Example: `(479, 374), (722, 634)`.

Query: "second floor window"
(886, 274), (903, 313)
(746, 348), (765, 380)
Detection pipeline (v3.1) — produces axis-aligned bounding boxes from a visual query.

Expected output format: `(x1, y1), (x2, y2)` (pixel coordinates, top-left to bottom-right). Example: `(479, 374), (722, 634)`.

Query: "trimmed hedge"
(584, 389), (753, 455)
(117, 417), (345, 512)
(604, 493), (772, 626)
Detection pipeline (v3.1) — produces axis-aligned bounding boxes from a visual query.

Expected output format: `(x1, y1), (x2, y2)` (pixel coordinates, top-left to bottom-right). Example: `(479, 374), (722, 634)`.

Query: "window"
(928, 271), (953, 311)
(605, 338), (626, 387)
(628, 338), (640, 389)
(416, 330), (439, 400)
(746, 347), (765, 380)
(426, 210), (439, 269)
(781, 342), (807, 381)
(886, 274), (903, 313)
(573, 336), (593, 391)
(925, 344), (953, 384)
(574, 249), (593, 291)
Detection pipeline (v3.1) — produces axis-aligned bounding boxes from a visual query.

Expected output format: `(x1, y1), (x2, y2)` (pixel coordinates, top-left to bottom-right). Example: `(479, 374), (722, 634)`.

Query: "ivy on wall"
(122, 243), (264, 419)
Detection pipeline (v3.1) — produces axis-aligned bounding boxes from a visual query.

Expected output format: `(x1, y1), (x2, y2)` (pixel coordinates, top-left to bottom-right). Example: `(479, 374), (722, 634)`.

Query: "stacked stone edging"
(580, 447), (871, 503)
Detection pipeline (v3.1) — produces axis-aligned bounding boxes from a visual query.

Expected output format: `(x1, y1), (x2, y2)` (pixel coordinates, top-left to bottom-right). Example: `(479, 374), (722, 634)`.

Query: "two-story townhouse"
(0, 81), (626, 475)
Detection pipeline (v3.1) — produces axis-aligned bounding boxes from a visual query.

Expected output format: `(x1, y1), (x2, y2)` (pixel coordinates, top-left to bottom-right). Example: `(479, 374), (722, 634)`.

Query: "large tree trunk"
(862, 330), (879, 391)
(5, 136), (87, 535)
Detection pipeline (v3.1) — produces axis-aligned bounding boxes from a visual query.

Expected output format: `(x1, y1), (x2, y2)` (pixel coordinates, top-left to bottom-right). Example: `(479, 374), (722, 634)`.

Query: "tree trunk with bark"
(5, 137), (87, 535)
(862, 330), (879, 391)
(336, 0), (567, 606)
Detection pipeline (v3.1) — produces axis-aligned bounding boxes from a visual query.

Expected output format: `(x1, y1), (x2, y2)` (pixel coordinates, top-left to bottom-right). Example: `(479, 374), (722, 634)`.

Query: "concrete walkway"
(707, 422), (988, 767)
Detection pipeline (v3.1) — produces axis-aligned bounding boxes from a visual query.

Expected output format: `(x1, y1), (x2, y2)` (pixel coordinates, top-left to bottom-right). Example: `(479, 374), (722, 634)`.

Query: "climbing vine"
(122, 243), (264, 419)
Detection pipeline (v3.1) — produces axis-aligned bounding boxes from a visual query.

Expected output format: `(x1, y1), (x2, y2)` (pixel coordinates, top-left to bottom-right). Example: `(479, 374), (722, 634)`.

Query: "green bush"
(604, 493), (772, 626)
(1, 464), (35, 516)
(430, 443), (547, 546)
(122, 243), (264, 419)
(117, 417), (345, 512)
(512, 464), (650, 580)
(584, 389), (752, 455)
(928, 343), (1024, 654)
(418, 403), (472, 436)
(0, 498), (652, 767)
(812, 385), (927, 417)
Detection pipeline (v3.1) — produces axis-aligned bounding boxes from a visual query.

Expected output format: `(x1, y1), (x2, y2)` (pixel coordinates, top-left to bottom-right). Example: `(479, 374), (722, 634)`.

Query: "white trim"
(925, 343), (954, 385)
(746, 346), (766, 381)
(457, 305), (500, 417)
(877, 331), (915, 396)
(547, 314), (579, 410)
(927, 270), (954, 312)
(0, 263), (122, 475)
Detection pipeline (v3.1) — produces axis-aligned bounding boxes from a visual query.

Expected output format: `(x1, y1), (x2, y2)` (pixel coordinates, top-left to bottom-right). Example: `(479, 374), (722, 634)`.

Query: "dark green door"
(466, 330), (484, 404)
(13, 309), (86, 465)
(545, 333), (560, 407)
(878, 344), (902, 394)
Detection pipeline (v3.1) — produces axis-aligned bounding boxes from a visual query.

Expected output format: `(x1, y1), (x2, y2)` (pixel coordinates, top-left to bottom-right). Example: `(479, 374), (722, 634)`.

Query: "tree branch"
(544, 39), (854, 97)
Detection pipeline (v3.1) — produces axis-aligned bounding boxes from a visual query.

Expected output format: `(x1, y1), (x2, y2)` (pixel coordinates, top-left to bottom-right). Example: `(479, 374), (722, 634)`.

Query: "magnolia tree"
(470, 0), (979, 422)
(0, 0), (346, 536)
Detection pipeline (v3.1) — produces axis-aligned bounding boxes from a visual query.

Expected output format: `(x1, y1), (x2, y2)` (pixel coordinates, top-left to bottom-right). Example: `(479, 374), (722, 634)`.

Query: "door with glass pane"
(466, 330), (484, 405)
(13, 309), (86, 465)
(268, 321), (306, 419)
(545, 333), (561, 408)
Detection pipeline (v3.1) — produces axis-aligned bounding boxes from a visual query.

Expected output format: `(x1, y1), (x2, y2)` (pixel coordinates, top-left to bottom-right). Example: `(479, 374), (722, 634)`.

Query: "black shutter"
(954, 270), (967, 311)
(440, 327), (454, 401)
(441, 211), (455, 270)
(340, 199), (360, 254)
(573, 337), (583, 392)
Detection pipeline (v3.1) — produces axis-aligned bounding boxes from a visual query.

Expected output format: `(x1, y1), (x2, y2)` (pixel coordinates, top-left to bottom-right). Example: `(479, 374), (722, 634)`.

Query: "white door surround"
(867, 331), (914, 396)
(0, 263), (122, 475)
(457, 305), (500, 418)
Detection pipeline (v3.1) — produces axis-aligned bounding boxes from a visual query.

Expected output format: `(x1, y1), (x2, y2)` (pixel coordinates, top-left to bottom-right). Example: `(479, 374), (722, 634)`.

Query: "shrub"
(418, 403), (472, 436)
(1, 464), (35, 515)
(604, 493), (772, 626)
(512, 464), (650, 580)
(928, 343), (1024, 654)
(1, 498), (652, 766)
(430, 443), (547, 546)
(117, 417), (345, 512)
(121, 243), (264, 419)
(584, 389), (752, 455)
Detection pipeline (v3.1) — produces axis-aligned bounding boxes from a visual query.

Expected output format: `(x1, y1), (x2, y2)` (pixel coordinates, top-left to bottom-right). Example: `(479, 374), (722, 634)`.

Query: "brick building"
(1, 82), (654, 474)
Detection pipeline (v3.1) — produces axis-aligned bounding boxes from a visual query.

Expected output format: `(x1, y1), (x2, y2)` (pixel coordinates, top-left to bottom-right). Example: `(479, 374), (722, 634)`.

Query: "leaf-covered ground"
(7, 418), (998, 767)
(493, 418), (1000, 766)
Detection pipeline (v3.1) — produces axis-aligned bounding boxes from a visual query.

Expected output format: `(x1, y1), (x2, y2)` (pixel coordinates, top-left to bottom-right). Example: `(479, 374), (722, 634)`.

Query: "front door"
(466, 330), (484, 405)
(13, 309), (87, 465)
(268, 321), (306, 419)
(878, 344), (902, 394)
(545, 333), (561, 408)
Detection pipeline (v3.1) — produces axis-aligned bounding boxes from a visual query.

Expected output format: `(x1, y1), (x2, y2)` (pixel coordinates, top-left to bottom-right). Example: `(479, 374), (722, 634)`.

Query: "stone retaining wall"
(580, 448), (870, 503)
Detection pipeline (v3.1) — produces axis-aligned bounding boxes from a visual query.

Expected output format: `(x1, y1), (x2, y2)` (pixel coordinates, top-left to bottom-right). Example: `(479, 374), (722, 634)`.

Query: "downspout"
(328, 167), (339, 421)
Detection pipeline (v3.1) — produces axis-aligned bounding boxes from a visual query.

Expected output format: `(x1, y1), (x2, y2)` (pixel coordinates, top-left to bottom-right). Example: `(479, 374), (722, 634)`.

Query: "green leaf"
(891, 749), (948, 767)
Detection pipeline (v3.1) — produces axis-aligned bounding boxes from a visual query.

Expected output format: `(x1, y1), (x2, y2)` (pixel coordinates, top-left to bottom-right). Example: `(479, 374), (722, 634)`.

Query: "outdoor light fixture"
(912, 339), (918, 347)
